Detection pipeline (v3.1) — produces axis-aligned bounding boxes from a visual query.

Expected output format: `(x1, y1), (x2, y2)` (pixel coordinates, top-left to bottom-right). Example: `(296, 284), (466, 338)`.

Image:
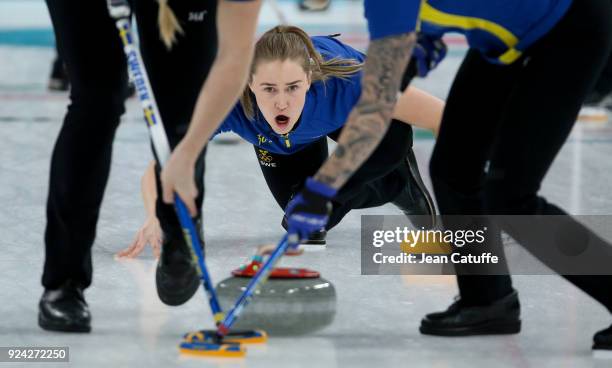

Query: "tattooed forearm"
(314, 32), (416, 188)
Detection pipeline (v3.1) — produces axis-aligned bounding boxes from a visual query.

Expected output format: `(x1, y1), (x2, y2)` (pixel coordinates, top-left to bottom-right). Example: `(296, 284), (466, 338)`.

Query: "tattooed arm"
(314, 33), (417, 189)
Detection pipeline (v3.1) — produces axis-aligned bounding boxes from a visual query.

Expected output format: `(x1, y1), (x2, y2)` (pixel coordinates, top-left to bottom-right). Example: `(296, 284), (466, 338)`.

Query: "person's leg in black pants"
(133, 0), (216, 238)
(484, 0), (612, 310)
(255, 136), (403, 227)
(41, 0), (129, 332)
(428, 49), (518, 308)
(422, 0), (612, 341)
(132, 0), (218, 306)
(327, 119), (435, 229)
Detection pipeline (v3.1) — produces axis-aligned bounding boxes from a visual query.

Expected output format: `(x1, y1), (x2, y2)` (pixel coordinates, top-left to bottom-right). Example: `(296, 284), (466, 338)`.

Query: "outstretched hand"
(116, 216), (162, 259)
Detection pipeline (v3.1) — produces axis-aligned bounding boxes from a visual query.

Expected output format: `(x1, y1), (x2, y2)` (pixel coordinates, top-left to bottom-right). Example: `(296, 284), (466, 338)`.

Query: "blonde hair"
(240, 25), (364, 120)
(158, 0), (184, 49)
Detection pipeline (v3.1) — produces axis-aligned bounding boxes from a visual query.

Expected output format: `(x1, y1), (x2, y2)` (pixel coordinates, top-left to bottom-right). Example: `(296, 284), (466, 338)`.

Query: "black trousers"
(255, 120), (414, 230)
(43, 0), (216, 289)
(430, 0), (612, 309)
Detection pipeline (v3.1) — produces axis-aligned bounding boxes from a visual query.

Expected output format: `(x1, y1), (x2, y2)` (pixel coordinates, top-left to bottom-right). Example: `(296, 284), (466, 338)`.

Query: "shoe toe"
(594, 325), (612, 348)
(156, 263), (200, 306)
(38, 286), (91, 332)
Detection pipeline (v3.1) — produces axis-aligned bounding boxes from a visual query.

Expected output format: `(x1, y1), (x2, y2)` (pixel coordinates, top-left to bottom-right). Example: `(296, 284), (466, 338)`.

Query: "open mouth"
(275, 114), (290, 127)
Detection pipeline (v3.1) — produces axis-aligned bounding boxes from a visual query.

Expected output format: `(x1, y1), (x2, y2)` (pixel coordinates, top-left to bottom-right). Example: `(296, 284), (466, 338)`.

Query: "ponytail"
(158, 0), (184, 50)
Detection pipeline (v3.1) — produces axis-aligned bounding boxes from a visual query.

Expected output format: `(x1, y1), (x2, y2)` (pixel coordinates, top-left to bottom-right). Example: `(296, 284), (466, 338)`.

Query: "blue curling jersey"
(215, 36), (364, 155)
(364, 0), (573, 64)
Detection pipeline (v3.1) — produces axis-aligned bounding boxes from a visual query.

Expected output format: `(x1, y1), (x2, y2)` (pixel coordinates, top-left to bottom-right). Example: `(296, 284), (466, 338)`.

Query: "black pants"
(43, 0), (216, 289)
(255, 120), (414, 230)
(430, 0), (612, 309)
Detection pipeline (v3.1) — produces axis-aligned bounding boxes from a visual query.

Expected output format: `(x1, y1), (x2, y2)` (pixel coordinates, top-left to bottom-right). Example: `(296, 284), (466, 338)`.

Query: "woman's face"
(249, 59), (311, 135)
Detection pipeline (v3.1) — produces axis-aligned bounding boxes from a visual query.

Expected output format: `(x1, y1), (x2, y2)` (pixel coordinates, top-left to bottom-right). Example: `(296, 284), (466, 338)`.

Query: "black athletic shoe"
(420, 290), (521, 336)
(156, 227), (203, 306)
(282, 216), (327, 245)
(302, 229), (326, 245)
(593, 324), (612, 351)
(392, 149), (436, 229)
(38, 280), (91, 333)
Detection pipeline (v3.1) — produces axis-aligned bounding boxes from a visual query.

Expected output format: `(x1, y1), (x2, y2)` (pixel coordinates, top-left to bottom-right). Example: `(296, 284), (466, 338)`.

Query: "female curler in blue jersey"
(117, 25), (445, 258)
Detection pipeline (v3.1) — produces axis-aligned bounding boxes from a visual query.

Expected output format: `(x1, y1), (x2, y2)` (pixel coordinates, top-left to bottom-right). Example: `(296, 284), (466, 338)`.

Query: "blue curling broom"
(107, 0), (265, 357)
(182, 234), (299, 355)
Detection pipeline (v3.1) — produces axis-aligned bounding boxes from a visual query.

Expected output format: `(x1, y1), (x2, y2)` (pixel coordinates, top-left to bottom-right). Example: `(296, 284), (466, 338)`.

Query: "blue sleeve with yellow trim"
(419, 0), (573, 64)
(363, 0), (421, 40)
